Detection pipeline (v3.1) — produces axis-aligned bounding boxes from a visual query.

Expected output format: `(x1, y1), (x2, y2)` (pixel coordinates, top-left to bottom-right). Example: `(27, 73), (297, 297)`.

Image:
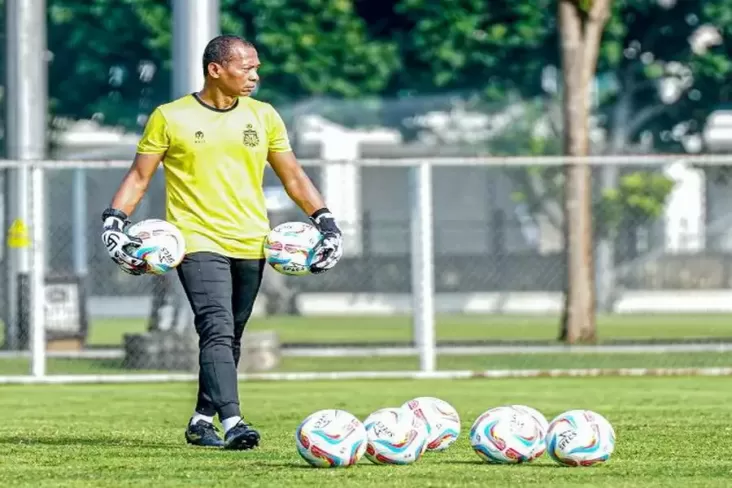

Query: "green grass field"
(4, 313), (732, 349)
(1, 376), (731, 487)
(71, 313), (732, 346)
(2, 352), (732, 376)
(2, 313), (732, 376)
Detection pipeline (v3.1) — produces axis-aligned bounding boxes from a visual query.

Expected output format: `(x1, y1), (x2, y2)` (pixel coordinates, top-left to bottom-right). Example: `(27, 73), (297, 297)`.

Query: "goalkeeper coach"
(100, 35), (343, 450)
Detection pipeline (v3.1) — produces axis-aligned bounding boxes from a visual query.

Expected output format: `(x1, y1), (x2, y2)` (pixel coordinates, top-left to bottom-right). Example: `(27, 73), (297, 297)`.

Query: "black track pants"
(177, 252), (265, 420)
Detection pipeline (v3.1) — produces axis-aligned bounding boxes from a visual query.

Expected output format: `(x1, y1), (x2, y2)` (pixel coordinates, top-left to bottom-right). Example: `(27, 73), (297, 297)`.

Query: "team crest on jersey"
(242, 124), (259, 147)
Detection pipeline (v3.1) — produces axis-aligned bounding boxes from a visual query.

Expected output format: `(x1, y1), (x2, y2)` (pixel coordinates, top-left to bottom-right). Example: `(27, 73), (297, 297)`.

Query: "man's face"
(210, 44), (260, 97)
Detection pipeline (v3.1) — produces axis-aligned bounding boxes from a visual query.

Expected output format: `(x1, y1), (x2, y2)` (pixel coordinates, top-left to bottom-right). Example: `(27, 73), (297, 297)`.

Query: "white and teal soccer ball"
(401, 396), (460, 451)
(125, 219), (186, 275)
(546, 409), (616, 467)
(510, 404), (549, 460)
(470, 406), (544, 464)
(363, 407), (429, 465)
(264, 221), (322, 276)
(295, 409), (367, 468)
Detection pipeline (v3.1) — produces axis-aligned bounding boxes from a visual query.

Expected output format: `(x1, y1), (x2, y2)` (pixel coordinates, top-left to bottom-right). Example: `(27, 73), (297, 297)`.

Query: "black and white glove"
(101, 208), (146, 276)
(309, 208), (343, 274)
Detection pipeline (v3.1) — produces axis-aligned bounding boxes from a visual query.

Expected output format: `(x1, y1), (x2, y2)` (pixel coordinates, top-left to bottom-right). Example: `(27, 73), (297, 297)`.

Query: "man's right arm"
(109, 153), (164, 216)
(108, 107), (170, 217)
(101, 107), (170, 274)
(101, 153), (164, 275)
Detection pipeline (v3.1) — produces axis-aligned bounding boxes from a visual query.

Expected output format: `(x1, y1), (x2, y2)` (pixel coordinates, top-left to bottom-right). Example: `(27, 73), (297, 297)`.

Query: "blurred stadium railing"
(2, 155), (732, 383)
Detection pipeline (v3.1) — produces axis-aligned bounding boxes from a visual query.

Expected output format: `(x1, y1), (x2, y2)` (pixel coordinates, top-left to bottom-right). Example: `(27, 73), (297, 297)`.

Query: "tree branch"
(581, 0), (612, 86)
(525, 171), (565, 229)
(549, 107), (563, 139)
(628, 77), (658, 95)
(506, 166), (564, 231)
(542, 97), (563, 138)
(586, 0), (612, 23)
(605, 67), (634, 152)
(626, 103), (670, 138)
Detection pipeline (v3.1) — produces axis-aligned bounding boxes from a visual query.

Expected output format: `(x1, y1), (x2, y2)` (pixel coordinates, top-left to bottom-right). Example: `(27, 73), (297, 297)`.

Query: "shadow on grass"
(431, 459), (566, 468)
(250, 460), (434, 469)
(0, 435), (172, 449)
(254, 459), (567, 469)
(251, 461), (325, 469)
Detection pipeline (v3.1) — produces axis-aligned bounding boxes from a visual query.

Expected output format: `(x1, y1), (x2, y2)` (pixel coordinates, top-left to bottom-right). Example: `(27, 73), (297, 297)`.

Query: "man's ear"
(207, 62), (222, 79)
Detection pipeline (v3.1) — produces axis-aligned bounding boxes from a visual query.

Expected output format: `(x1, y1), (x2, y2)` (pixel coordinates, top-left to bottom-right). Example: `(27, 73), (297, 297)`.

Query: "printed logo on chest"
(242, 124), (260, 147)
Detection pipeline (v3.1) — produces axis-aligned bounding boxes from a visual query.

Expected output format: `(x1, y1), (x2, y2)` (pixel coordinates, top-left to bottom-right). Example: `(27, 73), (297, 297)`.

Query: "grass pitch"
(3, 313), (732, 375)
(86, 313), (732, 346)
(3, 313), (732, 349)
(1, 376), (731, 487)
(1, 351), (732, 376)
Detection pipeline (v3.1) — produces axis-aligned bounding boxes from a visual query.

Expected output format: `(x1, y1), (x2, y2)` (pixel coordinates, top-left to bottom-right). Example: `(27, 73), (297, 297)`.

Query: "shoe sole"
(185, 434), (224, 448)
(186, 440), (224, 447)
(224, 431), (260, 450)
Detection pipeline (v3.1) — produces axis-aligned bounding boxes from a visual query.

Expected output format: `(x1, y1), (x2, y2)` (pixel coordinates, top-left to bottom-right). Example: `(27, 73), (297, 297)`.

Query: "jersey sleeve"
(136, 107), (170, 154)
(266, 105), (292, 153)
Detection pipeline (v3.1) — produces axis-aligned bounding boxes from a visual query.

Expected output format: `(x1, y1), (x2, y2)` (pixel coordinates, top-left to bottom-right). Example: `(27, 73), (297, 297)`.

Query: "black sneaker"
(185, 419), (224, 447)
(224, 420), (260, 450)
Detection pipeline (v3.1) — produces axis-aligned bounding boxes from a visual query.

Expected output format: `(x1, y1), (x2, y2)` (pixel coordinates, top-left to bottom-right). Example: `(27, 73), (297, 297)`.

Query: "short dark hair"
(202, 35), (254, 77)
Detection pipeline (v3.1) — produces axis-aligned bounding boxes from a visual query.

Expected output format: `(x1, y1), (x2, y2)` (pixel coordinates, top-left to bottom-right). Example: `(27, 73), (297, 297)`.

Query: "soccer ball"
(470, 406), (544, 464)
(546, 409), (616, 467)
(401, 396), (460, 451)
(295, 409), (367, 468)
(125, 219), (185, 275)
(363, 407), (429, 465)
(263, 221), (322, 276)
(510, 404), (549, 460)
(511, 405), (549, 433)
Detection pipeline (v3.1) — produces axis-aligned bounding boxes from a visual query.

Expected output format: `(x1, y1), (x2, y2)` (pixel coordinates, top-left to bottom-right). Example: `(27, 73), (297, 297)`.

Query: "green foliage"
(691, 1), (732, 180)
(221, 0), (399, 105)
(47, 0), (170, 129)
(432, 0), (732, 240)
(11, 0), (732, 145)
(393, 0), (555, 98)
(42, 0), (400, 130)
(2, 0), (730, 188)
(598, 0), (732, 185)
(595, 171), (675, 238)
(599, 0), (732, 150)
(391, 0), (732, 154)
(578, 0), (594, 13)
(508, 163), (676, 237)
(488, 104), (676, 236)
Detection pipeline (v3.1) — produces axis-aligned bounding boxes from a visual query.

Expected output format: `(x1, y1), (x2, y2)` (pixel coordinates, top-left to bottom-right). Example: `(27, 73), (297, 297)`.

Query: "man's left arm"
(268, 151), (343, 273)
(266, 107), (343, 273)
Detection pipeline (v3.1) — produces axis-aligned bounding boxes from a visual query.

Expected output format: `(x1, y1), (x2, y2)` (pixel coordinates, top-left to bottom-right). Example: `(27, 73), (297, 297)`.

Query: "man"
(100, 35), (343, 450)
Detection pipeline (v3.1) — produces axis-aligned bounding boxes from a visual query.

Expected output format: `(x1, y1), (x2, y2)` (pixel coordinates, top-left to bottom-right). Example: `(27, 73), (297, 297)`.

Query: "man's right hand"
(101, 208), (146, 275)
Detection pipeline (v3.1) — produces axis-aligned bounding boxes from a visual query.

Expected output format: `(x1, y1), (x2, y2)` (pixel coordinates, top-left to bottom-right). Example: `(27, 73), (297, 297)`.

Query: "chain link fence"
(2, 156), (732, 380)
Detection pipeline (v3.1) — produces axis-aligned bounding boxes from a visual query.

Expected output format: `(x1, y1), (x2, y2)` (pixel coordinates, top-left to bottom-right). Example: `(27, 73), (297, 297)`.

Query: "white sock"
(191, 413), (214, 426)
(222, 416), (242, 433)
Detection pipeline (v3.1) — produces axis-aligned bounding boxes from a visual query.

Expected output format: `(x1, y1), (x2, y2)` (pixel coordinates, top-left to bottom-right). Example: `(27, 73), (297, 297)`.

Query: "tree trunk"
(558, 0), (612, 343)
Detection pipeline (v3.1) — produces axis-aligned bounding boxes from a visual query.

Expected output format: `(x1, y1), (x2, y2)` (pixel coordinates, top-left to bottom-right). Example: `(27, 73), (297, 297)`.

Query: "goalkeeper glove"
(309, 207), (343, 274)
(101, 208), (146, 275)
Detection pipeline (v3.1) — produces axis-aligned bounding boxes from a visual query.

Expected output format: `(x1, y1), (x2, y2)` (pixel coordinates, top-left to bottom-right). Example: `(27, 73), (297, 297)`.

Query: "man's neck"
(196, 85), (238, 110)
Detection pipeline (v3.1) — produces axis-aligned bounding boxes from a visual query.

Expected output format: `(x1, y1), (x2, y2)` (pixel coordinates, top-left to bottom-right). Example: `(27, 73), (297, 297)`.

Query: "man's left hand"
(309, 208), (343, 274)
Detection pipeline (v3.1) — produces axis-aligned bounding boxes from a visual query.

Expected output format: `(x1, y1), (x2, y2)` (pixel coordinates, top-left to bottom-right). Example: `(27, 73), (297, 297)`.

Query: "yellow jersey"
(136, 94), (292, 259)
